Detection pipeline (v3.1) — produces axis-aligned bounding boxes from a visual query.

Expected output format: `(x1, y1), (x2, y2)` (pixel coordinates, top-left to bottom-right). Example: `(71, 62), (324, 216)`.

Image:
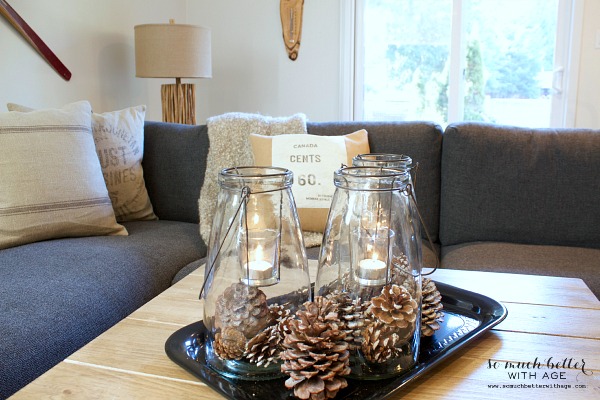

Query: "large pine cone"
(421, 278), (444, 336)
(215, 283), (269, 338)
(361, 321), (403, 363)
(281, 296), (351, 400)
(214, 327), (246, 360)
(368, 284), (418, 341)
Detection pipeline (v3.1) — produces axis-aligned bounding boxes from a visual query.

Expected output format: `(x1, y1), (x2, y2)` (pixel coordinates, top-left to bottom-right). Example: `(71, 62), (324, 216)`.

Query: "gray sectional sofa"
(1, 120), (598, 399)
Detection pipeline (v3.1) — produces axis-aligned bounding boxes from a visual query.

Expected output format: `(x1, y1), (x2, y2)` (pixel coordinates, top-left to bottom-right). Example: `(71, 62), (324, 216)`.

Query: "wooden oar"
(0, 0), (71, 81)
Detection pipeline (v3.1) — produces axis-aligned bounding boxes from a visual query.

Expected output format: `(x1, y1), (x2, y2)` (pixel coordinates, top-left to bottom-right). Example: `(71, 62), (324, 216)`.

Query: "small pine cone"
(244, 324), (281, 367)
(391, 254), (417, 296)
(267, 303), (291, 326)
(243, 304), (295, 367)
(361, 321), (403, 363)
(325, 291), (369, 350)
(421, 278), (444, 337)
(392, 254), (409, 272)
(281, 296), (351, 400)
(214, 327), (246, 360)
(215, 283), (269, 338)
(368, 284), (418, 341)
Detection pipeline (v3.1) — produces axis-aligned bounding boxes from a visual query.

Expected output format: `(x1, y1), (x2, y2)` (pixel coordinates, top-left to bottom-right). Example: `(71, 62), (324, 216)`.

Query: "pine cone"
(391, 254), (417, 297)
(361, 321), (403, 363)
(244, 324), (280, 367)
(421, 278), (444, 336)
(325, 291), (369, 350)
(214, 327), (246, 360)
(281, 296), (351, 400)
(244, 304), (292, 367)
(215, 283), (269, 338)
(368, 284), (418, 341)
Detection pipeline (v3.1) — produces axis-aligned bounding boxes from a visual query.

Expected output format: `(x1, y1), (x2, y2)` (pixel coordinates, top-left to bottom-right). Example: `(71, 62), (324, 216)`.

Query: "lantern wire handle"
(404, 183), (439, 276)
(199, 186), (251, 299)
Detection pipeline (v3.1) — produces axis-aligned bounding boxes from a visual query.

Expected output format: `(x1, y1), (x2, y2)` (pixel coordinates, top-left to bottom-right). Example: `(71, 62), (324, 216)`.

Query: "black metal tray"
(165, 281), (507, 400)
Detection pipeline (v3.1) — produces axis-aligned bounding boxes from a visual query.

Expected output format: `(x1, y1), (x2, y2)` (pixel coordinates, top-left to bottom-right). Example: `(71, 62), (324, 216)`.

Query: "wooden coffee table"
(9, 265), (600, 399)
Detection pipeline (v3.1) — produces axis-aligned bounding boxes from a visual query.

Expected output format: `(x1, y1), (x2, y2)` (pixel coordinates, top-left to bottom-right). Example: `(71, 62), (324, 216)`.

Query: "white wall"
(186, 0), (341, 123)
(0, 0), (187, 121)
(1, 0), (598, 127)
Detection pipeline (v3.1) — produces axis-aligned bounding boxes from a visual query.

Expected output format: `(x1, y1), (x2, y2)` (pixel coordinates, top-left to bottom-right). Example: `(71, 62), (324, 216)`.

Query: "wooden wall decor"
(280, 0), (304, 61)
(0, 0), (71, 80)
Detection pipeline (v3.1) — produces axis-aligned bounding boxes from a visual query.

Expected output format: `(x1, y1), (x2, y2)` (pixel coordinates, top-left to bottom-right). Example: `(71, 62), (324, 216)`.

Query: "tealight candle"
(242, 243), (278, 286)
(358, 258), (387, 282)
(245, 259), (274, 281)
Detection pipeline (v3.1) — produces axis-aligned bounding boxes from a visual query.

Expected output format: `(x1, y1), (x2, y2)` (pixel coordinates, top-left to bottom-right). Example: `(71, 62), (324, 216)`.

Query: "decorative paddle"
(0, 0), (71, 80)
(280, 0), (304, 61)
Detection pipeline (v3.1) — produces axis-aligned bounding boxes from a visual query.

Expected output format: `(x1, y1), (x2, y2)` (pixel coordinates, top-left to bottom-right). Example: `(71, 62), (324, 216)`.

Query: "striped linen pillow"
(0, 100), (127, 250)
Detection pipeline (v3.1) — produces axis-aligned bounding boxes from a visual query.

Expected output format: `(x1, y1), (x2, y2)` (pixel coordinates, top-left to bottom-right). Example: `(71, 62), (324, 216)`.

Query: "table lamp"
(135, 20), (212, 125)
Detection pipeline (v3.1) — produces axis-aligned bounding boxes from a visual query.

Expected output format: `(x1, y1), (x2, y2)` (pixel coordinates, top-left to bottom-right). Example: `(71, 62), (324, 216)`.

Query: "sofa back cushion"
(141, 121), (443, 245)
(440, 122), (600, 248)
(307, 121), (443, 242)
(142, 121), (208, 224)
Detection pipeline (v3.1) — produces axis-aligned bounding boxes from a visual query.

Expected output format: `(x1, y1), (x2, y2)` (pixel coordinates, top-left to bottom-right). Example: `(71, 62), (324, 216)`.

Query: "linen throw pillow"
(0, 101), (127, 250)
(7, 103), (157, 222)
(250, 130), (370, 232)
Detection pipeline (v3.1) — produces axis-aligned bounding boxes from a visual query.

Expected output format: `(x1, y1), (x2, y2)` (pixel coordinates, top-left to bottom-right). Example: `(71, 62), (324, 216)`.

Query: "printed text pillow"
(250, 130), (369, 232)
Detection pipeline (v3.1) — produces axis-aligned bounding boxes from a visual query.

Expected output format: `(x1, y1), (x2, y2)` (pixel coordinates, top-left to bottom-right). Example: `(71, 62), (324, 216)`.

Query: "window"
(344, 0), (583, 127)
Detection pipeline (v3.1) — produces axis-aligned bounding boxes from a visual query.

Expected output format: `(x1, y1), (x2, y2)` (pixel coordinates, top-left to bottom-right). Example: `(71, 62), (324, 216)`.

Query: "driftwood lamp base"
(161, 80), (196, 125)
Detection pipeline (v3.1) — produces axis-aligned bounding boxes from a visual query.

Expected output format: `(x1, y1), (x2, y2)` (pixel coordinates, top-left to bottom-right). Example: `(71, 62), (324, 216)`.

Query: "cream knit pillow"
(0, 101), (127, 249)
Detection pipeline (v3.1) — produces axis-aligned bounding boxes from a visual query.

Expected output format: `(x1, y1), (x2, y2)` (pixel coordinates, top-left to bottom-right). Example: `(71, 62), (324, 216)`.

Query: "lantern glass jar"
(353, 153), (421, 266)
(315, 166), (422, 379)
(202, 167), (311, 380)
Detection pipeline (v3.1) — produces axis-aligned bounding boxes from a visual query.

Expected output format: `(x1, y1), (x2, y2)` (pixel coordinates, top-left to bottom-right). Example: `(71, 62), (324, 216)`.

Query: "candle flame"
(367, 243), (379, 261)
(254, 244), (264, 261)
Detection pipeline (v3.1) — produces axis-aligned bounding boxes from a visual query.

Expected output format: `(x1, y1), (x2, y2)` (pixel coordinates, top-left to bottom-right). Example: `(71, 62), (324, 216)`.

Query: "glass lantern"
(202, 167), (311, 380)
(315, 166), (422, 379)
(353, 153), (424, 271)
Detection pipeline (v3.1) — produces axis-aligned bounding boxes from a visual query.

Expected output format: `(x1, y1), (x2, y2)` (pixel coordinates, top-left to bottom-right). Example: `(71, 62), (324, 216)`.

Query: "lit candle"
(244, 244), (275, 282)
(357, 257), (387, 281)
(246, 259), (274, 281)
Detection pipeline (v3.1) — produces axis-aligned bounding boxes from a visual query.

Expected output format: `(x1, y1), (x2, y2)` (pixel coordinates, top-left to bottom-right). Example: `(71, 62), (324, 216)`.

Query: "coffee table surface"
(10, 264), (600, 399)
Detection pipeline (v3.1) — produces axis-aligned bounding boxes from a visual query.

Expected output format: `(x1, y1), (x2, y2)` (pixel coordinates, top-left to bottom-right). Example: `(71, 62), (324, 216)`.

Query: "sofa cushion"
(198, 113), (307, 245)
(306, 121), (443, 242)
(93, 106), (157, 221)
(440, 123), (600, 248)
(441, 241), (600, 299)
(0, 101), (127, 250)
(7, 103), (157, 222)
(0, 220), (205, 398)
(142, 121), (209, 225)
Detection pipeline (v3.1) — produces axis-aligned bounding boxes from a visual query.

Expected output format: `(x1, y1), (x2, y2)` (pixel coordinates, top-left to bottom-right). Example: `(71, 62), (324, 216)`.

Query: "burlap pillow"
(250, 129), (370, 232)
(7, 103), (157, 222)
(0, 101), (127, 249)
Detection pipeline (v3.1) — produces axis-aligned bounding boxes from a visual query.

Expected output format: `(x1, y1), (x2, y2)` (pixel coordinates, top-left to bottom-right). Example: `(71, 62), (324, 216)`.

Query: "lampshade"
(134, 23), (212, 79)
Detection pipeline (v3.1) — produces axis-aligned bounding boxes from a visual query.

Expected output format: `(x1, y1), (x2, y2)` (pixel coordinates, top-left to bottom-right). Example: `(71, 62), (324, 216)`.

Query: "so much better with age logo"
(485, 355), (597, 393)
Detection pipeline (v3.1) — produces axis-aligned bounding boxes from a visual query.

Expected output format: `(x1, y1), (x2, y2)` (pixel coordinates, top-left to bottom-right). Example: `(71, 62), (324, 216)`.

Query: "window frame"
(342, 0), (584, 127)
